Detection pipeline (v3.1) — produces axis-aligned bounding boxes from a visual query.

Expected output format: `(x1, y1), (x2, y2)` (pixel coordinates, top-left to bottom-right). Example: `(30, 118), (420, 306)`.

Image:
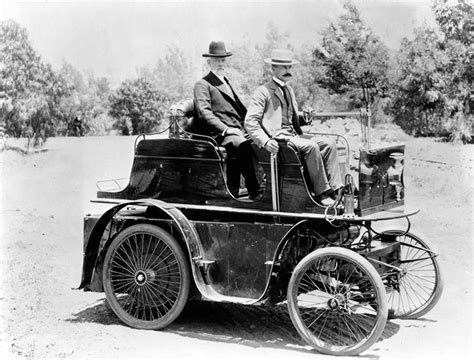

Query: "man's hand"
(264, 139), (279, 154)
(302, 106), (315, 125)
(225, 127), (242, 136)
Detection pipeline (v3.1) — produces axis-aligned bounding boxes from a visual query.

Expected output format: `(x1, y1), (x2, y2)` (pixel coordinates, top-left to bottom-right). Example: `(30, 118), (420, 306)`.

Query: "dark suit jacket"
(193, 72), (247, 138)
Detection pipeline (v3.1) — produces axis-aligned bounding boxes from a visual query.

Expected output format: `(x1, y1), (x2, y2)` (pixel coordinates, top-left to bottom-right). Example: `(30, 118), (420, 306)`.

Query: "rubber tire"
(103, 224), (190, 329)
(381, 230), (443, 319)
(287, 247), (388, 356)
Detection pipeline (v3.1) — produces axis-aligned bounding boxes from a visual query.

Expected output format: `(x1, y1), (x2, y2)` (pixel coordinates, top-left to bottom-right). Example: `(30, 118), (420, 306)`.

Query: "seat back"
(180, 99), (195, 118)
(169, 100), (244, 195)
(169, 99), (195, 137)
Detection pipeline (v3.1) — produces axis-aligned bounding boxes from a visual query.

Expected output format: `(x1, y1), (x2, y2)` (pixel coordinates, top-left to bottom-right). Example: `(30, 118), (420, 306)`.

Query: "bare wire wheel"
(103, 224), (190, 329)
(287, 247), (388, 356)
(381, 230), (443, 319)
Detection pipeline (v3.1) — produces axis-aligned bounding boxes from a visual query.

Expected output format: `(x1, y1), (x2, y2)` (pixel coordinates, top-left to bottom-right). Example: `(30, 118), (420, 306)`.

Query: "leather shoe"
(330, 187), (344, 200)
(249, 189), (263, 201)
(315, 195), (335, 207)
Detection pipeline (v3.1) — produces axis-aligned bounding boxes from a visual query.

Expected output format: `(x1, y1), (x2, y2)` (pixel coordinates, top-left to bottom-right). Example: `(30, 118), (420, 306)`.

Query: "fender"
(78, 199), (205, 290)
(256, 219), (309, 304)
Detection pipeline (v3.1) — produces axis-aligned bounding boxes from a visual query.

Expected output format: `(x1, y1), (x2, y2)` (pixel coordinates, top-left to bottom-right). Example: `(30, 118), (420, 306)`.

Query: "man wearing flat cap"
(245, 49), (342, 206)
(193, 40), (261, 200)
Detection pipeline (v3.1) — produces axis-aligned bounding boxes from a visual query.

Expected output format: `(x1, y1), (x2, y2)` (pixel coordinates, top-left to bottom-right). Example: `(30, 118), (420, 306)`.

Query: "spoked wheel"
(287, 248), (388, 356)
(103, 224), (190, 329)
(381, 230), (443, 319)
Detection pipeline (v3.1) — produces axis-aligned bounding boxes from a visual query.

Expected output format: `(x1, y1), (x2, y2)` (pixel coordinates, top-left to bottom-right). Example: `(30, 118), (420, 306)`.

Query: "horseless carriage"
(78, 100), (443, 356)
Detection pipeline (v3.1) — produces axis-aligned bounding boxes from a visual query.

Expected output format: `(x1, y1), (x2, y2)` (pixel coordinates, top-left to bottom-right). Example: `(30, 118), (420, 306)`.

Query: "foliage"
(388, 27), (446, 135)
(0, 20), (114, 150)
(0, 20), (78, 149)
(434, 0), (473, 45)
(388, 0), (472, 138)
(226, 36), (265, 105)
(2, 1), (472, 144)
(227, 23), (292, 105)
(227, 22), (330, 110)
(310, 0), (391, 109)
(150, 45), (195, 102)
(58, 63), (113, 136)
(109, 77), (167, 135)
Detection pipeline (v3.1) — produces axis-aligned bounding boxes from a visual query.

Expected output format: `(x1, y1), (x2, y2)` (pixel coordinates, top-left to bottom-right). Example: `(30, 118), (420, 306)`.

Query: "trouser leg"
(222, 133), (260, 197)
(236, 141), (260, 196)
(226, 160), (241, 195)
(316, 137), (344, 191)
(289, 136), (330, 196)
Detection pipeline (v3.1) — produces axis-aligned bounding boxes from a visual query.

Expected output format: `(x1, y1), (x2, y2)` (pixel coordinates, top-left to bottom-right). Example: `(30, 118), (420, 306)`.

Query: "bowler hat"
(264, 49), (299, 65)
(202, 41), (232, 57)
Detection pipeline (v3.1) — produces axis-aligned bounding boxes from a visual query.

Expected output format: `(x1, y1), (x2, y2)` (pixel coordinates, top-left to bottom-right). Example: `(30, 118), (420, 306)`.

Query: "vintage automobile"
(78, 101), (443, 356)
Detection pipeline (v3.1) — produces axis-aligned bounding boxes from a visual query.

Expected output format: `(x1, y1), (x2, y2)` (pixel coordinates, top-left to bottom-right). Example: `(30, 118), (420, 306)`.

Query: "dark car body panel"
(81, 135), (410, 304)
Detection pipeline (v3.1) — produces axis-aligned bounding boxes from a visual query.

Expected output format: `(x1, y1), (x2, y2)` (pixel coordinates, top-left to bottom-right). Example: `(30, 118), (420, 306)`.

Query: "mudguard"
(78, 199), (204, 290)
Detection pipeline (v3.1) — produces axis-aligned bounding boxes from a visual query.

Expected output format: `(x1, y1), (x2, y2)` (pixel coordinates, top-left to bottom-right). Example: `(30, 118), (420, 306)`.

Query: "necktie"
(279, 84), (291, 108)
(278, 84), (294, 128)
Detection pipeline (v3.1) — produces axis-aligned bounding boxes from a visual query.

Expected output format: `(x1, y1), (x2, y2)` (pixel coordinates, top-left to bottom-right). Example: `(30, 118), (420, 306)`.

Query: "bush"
(109, 77), (167, 135)
(446, 112), (473, 144)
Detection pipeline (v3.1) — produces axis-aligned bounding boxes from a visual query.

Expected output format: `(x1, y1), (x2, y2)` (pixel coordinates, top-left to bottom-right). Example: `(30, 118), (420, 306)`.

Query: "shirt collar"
(272, 76), (287, 87)
(211, 71), (227, 84)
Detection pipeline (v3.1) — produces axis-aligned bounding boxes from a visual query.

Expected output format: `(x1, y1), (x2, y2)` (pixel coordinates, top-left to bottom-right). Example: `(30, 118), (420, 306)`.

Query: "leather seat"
(169, 100), (241, 195)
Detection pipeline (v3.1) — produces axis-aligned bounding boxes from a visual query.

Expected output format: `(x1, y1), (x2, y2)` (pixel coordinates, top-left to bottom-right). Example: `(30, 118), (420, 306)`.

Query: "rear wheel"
(103, 224), (190, 329)
(287, 248), (388, 356)
(381, 230), (443, 319)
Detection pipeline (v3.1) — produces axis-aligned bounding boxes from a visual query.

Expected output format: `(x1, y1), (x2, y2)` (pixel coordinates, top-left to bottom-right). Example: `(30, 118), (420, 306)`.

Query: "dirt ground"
(0, 135), (472, 359)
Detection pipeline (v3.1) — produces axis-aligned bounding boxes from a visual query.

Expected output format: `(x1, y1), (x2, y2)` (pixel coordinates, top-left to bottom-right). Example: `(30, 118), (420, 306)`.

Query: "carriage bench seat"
(168, 100), (244, 195)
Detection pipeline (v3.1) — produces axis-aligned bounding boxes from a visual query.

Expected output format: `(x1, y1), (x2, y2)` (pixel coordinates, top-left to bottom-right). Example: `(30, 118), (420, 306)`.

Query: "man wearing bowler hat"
(245, 49), (342, 206)
(193, 40), (261, 200)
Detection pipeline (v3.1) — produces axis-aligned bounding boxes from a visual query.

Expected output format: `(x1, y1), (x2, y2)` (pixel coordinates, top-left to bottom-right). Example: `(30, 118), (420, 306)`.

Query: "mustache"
(283, 73), (292, 77)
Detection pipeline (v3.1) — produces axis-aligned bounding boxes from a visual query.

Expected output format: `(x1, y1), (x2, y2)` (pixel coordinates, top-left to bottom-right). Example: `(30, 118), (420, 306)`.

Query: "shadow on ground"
(68, 299), (401, 353)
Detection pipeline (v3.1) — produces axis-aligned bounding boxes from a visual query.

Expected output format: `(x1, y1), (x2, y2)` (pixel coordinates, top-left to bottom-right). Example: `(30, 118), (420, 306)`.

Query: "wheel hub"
(135, 269), (156, 286)
(327, 293), (346, 310)
(135, 271), (147, 286)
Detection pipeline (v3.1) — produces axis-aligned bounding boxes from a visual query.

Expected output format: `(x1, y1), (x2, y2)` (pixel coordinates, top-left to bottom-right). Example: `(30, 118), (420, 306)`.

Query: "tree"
(227, 23), (292, 105)
(388, 0), (472, 140)
(109, 77), (166, 135)
(310, 1), (391, 109)
(58, 63), (114, 135)
(389, 27), (450, 135)
(86, 74), (114, 135)
(434, 0), (473, 45)
(151, 45), (195, 102)
(0, 20), (43, 97)
(434, 0), (473, 141)
(0, 20), (70, 148)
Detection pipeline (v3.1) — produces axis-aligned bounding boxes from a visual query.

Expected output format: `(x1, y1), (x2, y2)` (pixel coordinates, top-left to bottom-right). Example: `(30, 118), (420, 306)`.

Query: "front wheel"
(287, 248), (388, 356)
(381, 230), (443, 319)
(103, 224), (191, 329)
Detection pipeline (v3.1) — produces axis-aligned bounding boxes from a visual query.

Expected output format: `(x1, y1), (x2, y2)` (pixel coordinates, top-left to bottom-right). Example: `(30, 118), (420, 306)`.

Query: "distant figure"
(245, 49), (343, 206)
(72, 116), (84, 136)
(0, 124), (8, 151)
(193, 40), (261, 200)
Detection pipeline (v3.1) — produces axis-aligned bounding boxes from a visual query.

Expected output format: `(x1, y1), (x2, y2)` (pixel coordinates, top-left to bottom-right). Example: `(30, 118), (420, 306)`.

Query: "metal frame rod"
(270, 153), (280, 212)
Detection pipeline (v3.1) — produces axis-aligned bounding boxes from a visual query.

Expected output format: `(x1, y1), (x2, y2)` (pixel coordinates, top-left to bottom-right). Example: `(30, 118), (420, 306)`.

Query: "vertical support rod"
(270, 153), (280, 213)
(362, 87), (372, 150)
(366, 101), (372, 150)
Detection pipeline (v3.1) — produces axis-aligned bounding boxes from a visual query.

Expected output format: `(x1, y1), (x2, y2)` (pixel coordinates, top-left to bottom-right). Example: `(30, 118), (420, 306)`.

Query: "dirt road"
(0, 136), (472, 359)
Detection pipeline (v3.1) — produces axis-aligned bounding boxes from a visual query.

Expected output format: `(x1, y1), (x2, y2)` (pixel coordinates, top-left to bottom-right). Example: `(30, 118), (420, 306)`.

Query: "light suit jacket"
(193, 71), (247, 139)
(245, 79), (307, 148)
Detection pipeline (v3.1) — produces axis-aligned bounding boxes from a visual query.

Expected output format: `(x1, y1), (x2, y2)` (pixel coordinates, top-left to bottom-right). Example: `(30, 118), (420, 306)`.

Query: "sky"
(0, 0), (438, 84)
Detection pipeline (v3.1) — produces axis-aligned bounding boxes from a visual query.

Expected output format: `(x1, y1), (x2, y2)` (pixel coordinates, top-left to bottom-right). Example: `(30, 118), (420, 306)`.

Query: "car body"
(78, 106), (442, 356)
